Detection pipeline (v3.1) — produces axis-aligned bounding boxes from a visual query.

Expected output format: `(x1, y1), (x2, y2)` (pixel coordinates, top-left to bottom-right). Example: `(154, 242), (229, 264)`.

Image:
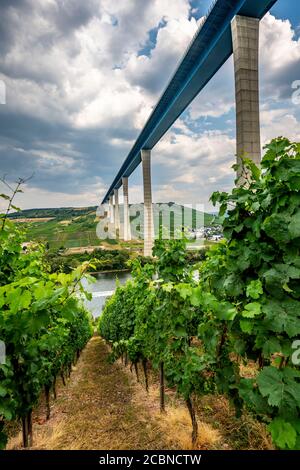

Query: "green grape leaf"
(240, 320), (253, 334)
(0, 406), (13, 421)
(176, 284), (192, 300)
(288, 210), (300, 239)
(190, 287), (202, 307)
(246, 280), (263, 299)
(257, 367), (300, 411)
(242, 302), (261, 318)
(268, 418), (297, 450)
(262, 299), (300, 337)
(262, 213), (292, 243)
(0, 385), (7, 397)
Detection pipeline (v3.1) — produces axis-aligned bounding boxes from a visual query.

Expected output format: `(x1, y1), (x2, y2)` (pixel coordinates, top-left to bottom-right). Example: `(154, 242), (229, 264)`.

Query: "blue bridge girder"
(102, 0), (277, 204)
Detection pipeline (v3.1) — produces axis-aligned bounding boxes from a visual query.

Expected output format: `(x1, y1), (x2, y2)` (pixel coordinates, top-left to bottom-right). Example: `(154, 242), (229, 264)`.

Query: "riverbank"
(88, 268), (130, 275)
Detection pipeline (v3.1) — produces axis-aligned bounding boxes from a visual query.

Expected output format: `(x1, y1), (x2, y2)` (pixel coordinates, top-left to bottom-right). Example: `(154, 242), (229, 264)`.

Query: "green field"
(10, 204), (218, 249)
(25, 215), (101, 249)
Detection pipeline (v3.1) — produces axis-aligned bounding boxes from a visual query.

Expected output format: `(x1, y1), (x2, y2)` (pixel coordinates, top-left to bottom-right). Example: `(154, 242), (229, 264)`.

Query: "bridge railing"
(149, 0), (219, 121)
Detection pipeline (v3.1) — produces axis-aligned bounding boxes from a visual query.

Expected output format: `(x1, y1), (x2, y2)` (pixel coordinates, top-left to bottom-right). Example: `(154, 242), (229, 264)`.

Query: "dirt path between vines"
(8, 336), (176, 450)
(8, 335), (272, 451)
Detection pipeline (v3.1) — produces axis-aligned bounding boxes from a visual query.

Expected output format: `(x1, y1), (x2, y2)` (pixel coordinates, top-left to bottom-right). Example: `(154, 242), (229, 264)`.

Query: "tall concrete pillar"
(114, 188), (120, 237)
(122, 176), (131, 241)
(109, 195), (114, 224)
(141, 149), (154, 257)
(231, 15), (261, 181)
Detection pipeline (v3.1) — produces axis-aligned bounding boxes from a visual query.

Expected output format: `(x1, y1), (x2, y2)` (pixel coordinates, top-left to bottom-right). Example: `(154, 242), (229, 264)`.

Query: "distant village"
(189, 224), (223, 242)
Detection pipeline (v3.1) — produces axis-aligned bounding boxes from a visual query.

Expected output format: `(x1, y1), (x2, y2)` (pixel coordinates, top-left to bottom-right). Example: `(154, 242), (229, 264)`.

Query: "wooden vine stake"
(186, 395), (198, 445)
(45, 385), (51, 420)
(159, 361), (165, 412)
(134, 362), (139, 382)
(28, 411), (33, 447)
(61, 371), (66, 386)
(22, 416), (28, 448)
(53, 376), (57, 400)
(142, 359), (149, 392)
(22, 411), (33, 448)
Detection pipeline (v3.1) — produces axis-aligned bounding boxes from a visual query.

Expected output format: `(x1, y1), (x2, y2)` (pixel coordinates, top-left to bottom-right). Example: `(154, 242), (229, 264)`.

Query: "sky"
(0, 0), (299, 213)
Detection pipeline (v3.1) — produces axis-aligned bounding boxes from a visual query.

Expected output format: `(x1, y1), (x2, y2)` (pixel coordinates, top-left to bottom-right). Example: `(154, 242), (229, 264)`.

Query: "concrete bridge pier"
(122, 176), (131, 241)
(141, 149), (154, 257)
(114, 188), (120, 237)
(231, 15), (261, 181)
(109, 195), (114, 224)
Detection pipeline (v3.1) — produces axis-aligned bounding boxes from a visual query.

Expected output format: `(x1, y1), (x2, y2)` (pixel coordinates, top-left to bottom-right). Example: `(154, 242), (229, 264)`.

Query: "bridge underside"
(102, 0), (277, 203)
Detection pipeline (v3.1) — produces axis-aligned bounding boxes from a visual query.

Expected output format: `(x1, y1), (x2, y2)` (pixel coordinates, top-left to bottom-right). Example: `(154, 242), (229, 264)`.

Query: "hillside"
(10, 204), (218, 250)
(9, 206), (97, 220)
(14, 209), (101, 250)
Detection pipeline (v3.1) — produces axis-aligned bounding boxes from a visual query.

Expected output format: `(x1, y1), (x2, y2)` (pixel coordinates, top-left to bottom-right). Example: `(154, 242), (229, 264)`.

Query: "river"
(82, 271), (131, 318)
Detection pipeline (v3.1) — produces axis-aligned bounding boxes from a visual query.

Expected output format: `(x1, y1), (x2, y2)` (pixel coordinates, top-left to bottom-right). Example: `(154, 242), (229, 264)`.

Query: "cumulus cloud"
(260, 13), (300, 101)
(149, 128), (236, 209)
(188, 12), (300, 120)
(124, 15), (198, 96)
(261, 107), (300, 143)
(0, 1), (299, 210)
(0, 179), (106, 212)
(188, 58), (235, 120)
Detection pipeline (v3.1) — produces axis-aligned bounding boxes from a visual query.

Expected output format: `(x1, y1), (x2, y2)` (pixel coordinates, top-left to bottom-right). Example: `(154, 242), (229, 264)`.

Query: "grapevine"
(0, 183), (93, 448)
(99, 138), (300, 449)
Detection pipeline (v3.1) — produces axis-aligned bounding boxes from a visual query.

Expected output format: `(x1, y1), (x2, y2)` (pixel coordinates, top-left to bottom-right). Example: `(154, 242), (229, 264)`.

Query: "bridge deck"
(102, 0), (277, 203)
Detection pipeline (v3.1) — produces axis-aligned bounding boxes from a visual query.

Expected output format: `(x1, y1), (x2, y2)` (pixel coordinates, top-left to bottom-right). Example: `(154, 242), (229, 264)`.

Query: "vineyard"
(0, 137), (299, 451)
(99, 138), (300, 450)
(0, 184), (93, 448)
(10, 204), (216, 251)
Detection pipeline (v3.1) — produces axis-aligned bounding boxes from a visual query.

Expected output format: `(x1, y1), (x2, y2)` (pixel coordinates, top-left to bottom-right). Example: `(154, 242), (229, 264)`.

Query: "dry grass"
(122, 360), (272, 451)
(64, 246), (105, 255)
(120, 363), (221, 450)
(58, 220), (72, 225)
(13, 217), (55, 223)
(7, 337), (173, 450)
(158, 406), (221, 450)
(240, 360), (259, 379)
(7, 337), (273, 451)
(194, 394), (273, 450)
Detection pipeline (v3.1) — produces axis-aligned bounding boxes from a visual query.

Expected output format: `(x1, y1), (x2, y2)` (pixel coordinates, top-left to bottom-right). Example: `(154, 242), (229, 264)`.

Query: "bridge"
(101, 0), (278, 255)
